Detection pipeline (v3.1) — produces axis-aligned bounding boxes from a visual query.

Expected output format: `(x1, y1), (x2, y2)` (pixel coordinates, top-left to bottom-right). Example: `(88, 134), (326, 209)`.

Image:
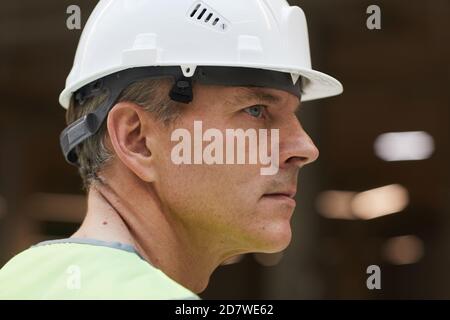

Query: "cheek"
(156, 158), (264, 222)
(150, 126), (271, 226)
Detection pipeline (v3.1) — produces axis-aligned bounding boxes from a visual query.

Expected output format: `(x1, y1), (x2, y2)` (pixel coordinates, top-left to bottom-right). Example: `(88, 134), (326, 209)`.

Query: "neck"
(71, 168), (231, 294)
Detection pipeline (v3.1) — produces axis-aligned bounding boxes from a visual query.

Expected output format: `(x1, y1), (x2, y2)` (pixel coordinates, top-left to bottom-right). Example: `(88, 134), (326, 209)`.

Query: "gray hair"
(66, 78), (182, 191)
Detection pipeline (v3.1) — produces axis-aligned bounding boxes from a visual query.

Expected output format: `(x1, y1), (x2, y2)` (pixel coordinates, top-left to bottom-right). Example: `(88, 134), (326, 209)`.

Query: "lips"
(264, 189), (296, 198)
(262, 192), (297, 207)
(262, 188), (297, 206)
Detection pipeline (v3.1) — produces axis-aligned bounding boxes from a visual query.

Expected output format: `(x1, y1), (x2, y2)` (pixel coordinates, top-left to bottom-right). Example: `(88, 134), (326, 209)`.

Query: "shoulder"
(0, 242), (200, 300)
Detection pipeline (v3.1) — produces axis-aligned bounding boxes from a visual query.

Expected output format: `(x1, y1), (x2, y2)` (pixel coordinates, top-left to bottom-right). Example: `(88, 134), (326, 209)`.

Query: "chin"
(265, 228), (292, 253)
(248, 219), (293, 253)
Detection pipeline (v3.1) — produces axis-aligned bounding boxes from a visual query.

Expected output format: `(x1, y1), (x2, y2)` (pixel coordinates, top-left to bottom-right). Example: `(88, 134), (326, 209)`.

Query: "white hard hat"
(60, 0), (343, 164)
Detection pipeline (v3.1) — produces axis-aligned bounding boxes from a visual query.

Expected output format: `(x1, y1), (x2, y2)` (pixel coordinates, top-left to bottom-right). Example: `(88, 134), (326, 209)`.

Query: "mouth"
(262, 189), (297, 206)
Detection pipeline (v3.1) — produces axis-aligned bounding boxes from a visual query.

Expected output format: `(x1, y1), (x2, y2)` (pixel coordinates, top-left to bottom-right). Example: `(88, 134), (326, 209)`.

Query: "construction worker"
(0, 0), (342, 299)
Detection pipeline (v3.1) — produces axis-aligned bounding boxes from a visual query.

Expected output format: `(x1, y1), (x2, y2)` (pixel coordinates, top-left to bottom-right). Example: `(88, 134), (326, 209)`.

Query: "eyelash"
(243, 105), (268, 119)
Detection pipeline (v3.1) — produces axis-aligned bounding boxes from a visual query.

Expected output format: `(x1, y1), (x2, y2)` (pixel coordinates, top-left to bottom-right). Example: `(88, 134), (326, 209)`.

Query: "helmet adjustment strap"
(60, 66), (301, 166)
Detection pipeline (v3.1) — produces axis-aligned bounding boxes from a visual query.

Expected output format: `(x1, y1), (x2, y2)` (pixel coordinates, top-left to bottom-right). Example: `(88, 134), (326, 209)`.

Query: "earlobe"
(106, 102), (157, 182)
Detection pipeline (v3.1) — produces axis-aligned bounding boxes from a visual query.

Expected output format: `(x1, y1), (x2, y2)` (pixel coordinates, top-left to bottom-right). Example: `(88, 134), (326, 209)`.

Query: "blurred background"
(0, 0), (449, 299)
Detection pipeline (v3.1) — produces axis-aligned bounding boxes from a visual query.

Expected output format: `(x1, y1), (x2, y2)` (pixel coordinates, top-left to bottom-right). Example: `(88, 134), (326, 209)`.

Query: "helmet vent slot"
(190, 4), (201, 17)
(205, 13), (213, 23)
(188, 2), (229, 32)
(197, 8), (207, 20)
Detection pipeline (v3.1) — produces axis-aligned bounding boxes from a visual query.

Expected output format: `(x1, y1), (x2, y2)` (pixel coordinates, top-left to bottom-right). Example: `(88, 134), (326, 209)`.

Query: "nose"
(278, 116), (320, 170)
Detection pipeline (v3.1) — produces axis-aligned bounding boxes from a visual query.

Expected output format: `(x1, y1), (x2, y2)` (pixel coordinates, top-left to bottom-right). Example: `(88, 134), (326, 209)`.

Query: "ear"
(106, 102), (157, 182)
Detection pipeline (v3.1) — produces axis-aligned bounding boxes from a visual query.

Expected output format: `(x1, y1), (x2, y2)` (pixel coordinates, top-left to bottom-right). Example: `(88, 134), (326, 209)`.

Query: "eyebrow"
(227, 87), (302, 112)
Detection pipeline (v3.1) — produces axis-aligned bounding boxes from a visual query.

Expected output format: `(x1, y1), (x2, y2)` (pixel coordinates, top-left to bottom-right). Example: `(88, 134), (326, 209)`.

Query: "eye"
(243, 105), (266, 118)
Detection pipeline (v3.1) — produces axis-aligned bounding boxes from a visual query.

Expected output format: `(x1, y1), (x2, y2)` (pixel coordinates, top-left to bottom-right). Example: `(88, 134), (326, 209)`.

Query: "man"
(0, 0), (342, 299)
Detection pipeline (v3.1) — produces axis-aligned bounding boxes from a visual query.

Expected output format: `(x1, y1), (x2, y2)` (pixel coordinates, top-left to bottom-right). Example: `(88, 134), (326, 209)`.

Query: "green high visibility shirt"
(0, 238), (200, 300)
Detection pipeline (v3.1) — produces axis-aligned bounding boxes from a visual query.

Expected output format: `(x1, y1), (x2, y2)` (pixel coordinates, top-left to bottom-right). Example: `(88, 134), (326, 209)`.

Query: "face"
(147, 84), (319, 259)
